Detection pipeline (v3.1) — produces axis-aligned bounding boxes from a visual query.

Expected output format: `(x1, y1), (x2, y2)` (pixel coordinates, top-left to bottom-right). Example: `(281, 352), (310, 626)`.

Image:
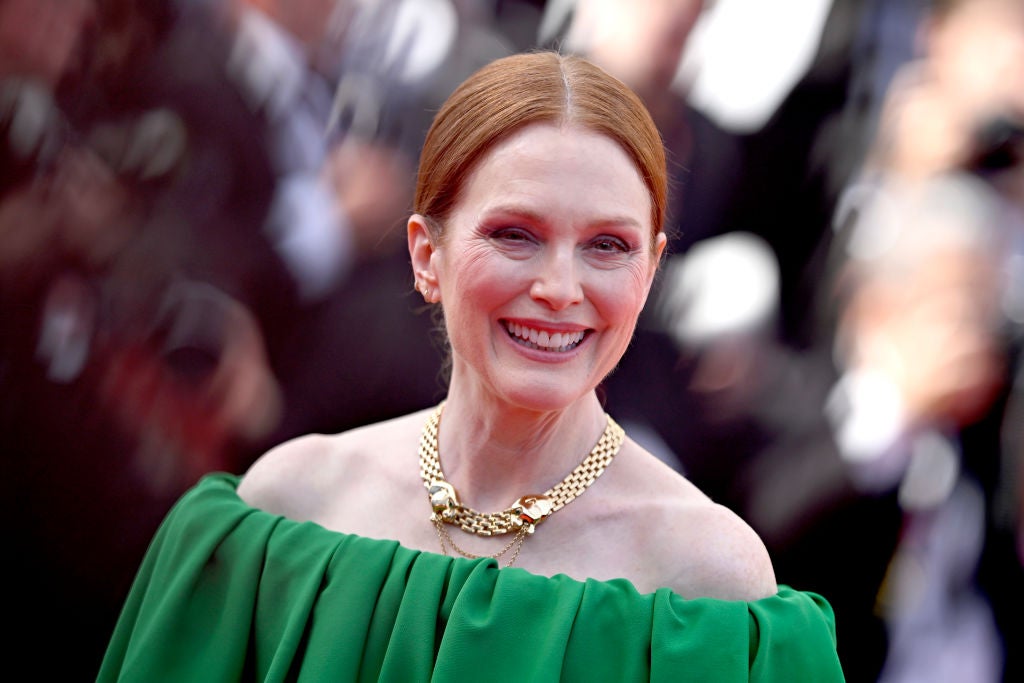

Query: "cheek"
(441, 249), (520, 312)
(590, 265), (655, 325)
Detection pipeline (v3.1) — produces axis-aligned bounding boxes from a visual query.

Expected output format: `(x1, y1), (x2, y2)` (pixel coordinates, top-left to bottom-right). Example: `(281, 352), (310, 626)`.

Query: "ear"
(637, 232), (668, 309)
(408, 213), (441, 303)
(648, 232), (668, 287)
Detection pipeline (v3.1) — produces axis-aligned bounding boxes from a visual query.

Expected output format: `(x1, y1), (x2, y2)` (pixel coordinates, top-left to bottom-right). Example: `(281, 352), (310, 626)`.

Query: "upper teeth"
(506, 322), (585, 351)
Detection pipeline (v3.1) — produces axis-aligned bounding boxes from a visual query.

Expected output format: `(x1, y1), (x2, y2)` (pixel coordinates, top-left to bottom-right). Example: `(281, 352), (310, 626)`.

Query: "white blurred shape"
(844, 174), (1001, 264)
(899, 431), (961, 510)
(266, 172), (352, 301)
(662, 231), (779, 346)
(826, 369), (907, 481)
(381, 0), (457, 84)
(679, 0), (835, 133)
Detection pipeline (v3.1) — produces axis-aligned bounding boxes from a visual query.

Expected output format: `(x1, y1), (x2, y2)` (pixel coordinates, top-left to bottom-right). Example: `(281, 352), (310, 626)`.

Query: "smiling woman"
(99, 51), (846, 682)
(409, 121), (660, 416)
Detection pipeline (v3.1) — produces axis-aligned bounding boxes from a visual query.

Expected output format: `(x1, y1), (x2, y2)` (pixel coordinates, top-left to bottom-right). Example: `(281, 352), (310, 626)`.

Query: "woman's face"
(418, 122), (665, 412)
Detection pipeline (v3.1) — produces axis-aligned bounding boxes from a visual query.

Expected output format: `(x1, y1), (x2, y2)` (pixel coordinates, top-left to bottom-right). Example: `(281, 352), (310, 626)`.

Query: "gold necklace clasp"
(510, 494), (554, 533)
(428, 481), (460, 521)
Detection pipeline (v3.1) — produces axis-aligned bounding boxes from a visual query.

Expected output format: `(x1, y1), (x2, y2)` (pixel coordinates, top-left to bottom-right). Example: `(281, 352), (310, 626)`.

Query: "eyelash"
(492, 227), (532, 242)
(591, 237), (630, 253)
(490, 228), (632, 253)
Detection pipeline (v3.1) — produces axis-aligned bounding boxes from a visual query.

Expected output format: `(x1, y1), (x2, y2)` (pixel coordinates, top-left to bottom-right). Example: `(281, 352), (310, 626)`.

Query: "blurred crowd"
(1, 0), (1021, 680)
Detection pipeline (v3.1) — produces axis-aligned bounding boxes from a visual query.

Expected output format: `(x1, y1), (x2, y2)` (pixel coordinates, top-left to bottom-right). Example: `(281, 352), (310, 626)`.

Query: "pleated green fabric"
(98, 473), (845, 682)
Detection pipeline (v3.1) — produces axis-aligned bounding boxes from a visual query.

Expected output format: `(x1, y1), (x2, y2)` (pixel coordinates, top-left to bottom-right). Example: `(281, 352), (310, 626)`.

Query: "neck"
(433, 392), (608, 512)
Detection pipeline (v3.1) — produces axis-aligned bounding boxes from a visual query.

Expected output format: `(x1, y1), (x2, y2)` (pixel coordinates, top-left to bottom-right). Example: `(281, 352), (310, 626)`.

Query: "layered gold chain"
(418, 401), (625, 541)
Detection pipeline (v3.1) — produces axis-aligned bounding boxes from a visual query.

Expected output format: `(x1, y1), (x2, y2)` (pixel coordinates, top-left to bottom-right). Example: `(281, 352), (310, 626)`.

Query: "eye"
(590, 235), (630, 253)
(490, 227), (535, 243)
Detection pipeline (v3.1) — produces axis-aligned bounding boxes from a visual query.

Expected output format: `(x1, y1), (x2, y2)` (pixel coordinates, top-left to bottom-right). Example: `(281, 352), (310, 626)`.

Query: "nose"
(530, 247), (583, 310)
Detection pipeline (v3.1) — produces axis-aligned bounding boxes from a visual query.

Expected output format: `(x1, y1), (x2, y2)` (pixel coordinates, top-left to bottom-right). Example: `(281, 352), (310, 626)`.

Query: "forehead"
(455, 122), (651, 227)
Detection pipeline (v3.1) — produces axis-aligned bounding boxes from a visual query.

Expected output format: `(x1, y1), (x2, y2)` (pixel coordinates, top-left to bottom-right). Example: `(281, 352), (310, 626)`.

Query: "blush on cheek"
(455, 257), (524, 298)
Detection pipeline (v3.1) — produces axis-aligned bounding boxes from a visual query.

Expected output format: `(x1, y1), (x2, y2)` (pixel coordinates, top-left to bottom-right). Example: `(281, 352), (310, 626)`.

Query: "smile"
(504, 321), (587, 352)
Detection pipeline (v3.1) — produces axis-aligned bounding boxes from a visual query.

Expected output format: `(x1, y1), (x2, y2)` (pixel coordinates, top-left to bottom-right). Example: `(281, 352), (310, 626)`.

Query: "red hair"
(414, 51), (667, 251)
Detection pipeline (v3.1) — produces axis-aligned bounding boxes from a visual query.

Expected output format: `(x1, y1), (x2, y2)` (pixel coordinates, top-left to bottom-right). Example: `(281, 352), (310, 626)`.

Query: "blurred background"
(1, 0), (1021, 680)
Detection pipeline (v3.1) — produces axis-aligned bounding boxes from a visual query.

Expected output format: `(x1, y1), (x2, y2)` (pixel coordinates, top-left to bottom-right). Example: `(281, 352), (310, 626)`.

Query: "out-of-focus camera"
(149, 280), (234, 389)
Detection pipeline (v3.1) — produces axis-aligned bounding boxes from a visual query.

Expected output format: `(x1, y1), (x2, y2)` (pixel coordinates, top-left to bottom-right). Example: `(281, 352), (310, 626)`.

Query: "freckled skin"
(425, 122), (664, 414)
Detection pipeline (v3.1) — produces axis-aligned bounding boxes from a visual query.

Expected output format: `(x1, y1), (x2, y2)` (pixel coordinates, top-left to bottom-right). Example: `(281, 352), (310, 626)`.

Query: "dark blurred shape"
(967, 114), (1024, 174)
(155, 282), (231, 385)
(1, 0), (296, 677)
(793, 1), (1024, 680)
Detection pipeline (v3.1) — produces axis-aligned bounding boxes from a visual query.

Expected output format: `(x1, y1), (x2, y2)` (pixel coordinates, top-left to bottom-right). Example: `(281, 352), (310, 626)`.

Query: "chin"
(494, 376), (595, 414)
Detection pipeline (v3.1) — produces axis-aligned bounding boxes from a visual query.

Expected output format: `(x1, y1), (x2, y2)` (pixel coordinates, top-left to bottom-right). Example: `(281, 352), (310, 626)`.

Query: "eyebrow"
(481, 205), (645, 231)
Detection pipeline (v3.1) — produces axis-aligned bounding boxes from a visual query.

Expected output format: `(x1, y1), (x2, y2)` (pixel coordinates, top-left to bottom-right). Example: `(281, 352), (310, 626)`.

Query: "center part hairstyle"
(414, 51), (668, 248)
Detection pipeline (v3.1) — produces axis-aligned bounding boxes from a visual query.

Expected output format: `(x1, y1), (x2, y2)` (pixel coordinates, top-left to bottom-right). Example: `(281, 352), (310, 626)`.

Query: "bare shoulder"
(237, 409), (429, 521)
(661, 497), (778, 600)
(235, 432), (338, 520)
(612, 442), (777, 600)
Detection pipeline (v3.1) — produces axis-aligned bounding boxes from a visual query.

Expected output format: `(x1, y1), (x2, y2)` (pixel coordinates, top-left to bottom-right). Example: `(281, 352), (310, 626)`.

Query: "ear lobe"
(408, 214), (440, 300)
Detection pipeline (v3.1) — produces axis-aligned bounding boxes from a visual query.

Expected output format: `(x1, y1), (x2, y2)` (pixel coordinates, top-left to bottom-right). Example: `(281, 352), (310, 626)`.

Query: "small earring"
(416, 281), (436, 302)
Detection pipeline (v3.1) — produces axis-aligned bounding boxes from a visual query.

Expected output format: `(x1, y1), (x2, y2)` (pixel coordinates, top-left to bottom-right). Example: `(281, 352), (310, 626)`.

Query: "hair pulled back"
(414, 51), (667, 249)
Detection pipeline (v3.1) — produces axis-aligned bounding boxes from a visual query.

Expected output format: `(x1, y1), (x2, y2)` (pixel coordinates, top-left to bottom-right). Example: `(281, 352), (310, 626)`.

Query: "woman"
(99, 52), (844, 681)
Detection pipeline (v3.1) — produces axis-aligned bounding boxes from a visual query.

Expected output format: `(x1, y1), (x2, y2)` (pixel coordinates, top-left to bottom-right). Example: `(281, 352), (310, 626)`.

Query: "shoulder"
(661, 498), (778, 601)
(236, 432), (336, 519)
(237, 409), (430, 521)
(612, 442), (777, 600)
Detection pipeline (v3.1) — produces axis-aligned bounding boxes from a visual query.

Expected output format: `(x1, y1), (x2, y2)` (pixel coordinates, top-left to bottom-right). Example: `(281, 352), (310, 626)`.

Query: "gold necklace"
(419, 401), (625, 566)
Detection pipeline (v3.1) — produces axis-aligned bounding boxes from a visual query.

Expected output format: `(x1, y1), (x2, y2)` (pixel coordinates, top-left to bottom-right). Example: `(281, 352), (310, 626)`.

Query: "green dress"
(98, 473), (845, 682)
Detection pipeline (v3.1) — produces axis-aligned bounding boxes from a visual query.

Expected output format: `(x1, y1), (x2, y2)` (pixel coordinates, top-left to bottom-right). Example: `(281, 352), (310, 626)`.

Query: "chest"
(309, 455), (681, 594)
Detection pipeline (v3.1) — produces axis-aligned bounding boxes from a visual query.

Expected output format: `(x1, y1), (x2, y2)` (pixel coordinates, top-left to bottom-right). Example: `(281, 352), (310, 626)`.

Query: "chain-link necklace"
(419, 401), (625, 567)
